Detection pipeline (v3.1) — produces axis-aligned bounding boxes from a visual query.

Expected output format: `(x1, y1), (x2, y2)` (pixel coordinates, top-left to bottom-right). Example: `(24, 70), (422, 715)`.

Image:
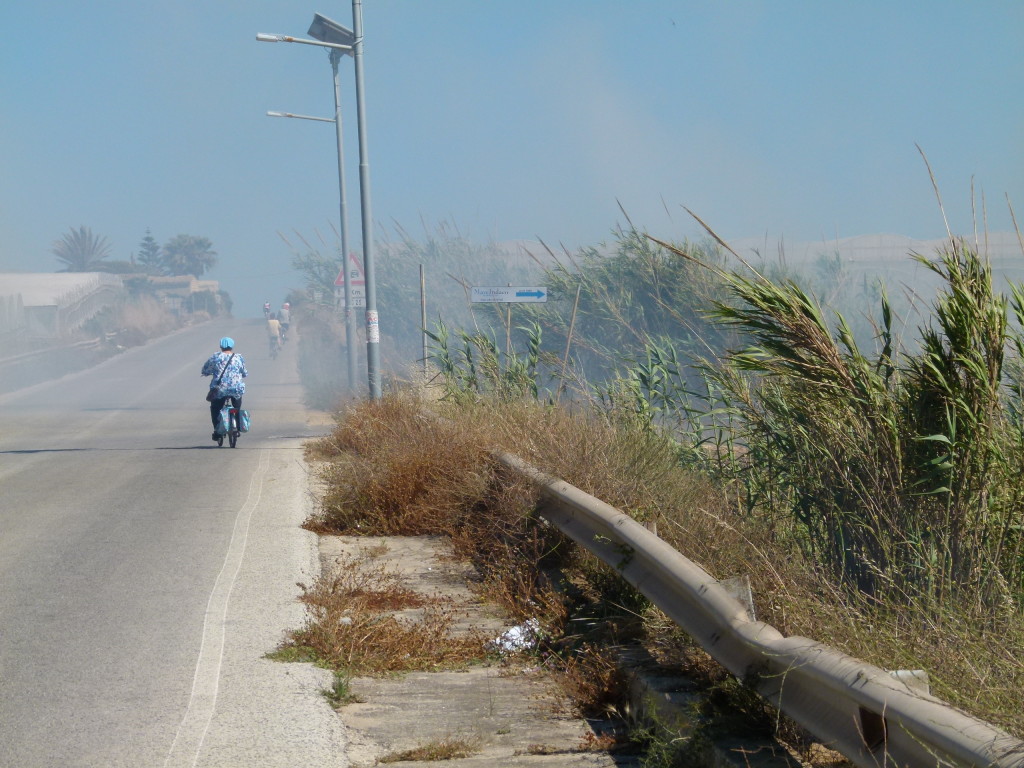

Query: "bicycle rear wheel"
(229, 430), (237, 448)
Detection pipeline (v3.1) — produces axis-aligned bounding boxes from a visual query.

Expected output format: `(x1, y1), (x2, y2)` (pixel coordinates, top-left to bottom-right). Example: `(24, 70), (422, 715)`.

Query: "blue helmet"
(220, 337), (235, 350)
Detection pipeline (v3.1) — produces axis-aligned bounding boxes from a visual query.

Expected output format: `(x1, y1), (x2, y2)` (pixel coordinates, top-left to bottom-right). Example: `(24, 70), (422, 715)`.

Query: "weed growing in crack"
(322, 671), (362, 708)
(378, 737), (479, 763)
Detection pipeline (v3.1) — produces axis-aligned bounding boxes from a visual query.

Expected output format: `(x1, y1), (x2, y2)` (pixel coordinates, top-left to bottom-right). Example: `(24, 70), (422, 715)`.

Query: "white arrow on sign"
(471, 286), (547, 303)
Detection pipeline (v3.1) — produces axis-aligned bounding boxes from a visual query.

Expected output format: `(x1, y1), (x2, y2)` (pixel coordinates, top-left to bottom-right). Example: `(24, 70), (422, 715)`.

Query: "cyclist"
(266, 312), (282, 357)
(201, 337), (248, 441)
(278, 303), (291, 342)
(263, 301), (271, 319)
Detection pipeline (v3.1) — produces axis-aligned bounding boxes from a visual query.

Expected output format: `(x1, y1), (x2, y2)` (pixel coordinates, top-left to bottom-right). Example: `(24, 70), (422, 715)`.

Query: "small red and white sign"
(335, 252), (365, 287)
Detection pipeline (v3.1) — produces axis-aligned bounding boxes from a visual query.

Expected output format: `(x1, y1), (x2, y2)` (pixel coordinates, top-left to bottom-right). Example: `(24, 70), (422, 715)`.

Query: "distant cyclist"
(263, 301), (271, 319)
(201, 337), (248, 441)
(266, 312), (282, 357)
(278, 303), (291, 341)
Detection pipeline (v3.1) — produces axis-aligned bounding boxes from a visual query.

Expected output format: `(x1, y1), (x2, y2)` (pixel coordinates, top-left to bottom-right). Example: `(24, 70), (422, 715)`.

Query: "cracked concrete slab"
(317, 535), (628, 767)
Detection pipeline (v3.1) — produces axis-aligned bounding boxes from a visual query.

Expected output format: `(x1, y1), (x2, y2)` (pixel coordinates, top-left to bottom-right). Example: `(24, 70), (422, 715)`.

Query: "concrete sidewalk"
(317, 535), (633, 768)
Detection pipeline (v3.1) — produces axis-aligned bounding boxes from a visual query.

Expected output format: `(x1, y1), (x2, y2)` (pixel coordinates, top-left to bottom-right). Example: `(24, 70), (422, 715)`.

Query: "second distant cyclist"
(267, 312), (282, 357)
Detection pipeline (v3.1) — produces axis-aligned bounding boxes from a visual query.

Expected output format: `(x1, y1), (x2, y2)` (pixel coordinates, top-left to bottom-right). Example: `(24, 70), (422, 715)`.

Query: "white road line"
(163, 449), (270, 768)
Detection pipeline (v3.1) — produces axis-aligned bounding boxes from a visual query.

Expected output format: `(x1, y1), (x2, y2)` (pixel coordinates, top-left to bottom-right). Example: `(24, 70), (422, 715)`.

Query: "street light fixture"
(257, 15), (364, 393)
(266, 110), (334, 123)
(256, 32), (351, 52)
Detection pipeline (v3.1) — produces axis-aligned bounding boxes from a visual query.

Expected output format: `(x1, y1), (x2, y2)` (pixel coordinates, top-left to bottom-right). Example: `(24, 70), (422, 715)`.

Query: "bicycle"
(269, 335), (281, 359)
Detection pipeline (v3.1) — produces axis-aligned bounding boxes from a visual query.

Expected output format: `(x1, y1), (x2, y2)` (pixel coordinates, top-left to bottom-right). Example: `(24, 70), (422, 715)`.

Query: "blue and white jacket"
(202, 351), (248, 398)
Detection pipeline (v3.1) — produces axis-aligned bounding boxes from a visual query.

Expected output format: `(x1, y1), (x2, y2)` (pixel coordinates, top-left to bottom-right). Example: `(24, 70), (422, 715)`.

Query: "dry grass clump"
(284, 554), (486, 675)
(548, 642), (629, 718)
(577, 731), (620, 753)
(304, 394), (495, 535)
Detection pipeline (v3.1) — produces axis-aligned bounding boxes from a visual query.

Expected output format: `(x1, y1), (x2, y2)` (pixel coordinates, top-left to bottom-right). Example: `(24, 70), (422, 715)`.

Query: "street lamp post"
(328, 47), (357, 391)
(304, 15), (359, 396)
(309, 4), (380, 399)
(257, 18), (360, 394)
(266, 107), (356, 394)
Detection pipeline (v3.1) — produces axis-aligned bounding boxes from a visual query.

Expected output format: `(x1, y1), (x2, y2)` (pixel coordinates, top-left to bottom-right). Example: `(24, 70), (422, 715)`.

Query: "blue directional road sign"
(471, 286), (548, 303)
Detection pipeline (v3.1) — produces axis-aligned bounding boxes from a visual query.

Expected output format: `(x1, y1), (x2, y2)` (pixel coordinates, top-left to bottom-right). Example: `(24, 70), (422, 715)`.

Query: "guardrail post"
(720, 575), (756, 622)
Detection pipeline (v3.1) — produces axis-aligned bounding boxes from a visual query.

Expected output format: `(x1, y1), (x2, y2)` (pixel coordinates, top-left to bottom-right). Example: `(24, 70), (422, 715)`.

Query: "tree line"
(52, 225), (217, 278)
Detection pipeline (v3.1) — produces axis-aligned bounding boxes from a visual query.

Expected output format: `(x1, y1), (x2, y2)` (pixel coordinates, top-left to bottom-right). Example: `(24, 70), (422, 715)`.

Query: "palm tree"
(162, 235), (218, 277)
(52, 226), (113, 272)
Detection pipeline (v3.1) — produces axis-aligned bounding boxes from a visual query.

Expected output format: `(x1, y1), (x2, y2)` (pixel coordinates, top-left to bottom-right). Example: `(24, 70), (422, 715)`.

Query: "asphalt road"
(0, 320), (348, 767)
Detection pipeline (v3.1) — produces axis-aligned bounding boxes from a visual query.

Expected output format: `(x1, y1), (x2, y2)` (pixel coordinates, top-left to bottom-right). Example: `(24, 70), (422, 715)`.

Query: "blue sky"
(1, 1), (1021, 316)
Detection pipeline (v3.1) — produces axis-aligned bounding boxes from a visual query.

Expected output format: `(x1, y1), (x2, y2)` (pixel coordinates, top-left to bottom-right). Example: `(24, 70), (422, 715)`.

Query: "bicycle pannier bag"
(216, 405), (232, 435)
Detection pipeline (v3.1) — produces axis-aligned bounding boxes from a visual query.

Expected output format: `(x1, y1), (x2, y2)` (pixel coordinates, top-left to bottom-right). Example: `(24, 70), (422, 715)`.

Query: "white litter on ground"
(487, 618), (541, 654)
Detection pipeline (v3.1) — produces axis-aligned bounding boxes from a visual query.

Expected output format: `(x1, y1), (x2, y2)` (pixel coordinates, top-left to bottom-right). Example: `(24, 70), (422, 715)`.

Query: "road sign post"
(470, 286), (548, 361)
(335, 252), (366, 309)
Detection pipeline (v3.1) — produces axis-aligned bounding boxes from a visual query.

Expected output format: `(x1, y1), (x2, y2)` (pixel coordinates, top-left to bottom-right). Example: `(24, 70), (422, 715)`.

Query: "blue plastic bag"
(216, 406), (232, 435)
(238, 409), (251, 433)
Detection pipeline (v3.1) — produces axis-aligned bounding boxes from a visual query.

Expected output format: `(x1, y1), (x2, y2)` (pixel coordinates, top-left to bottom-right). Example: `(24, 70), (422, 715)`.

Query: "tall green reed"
(681, 239), (1024, 610)
(595, 338), (742, 479)
(426, 319), (546, 402)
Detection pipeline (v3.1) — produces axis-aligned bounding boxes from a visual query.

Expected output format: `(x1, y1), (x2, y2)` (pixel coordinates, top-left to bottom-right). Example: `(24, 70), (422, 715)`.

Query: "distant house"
(145, 275), (222, 314)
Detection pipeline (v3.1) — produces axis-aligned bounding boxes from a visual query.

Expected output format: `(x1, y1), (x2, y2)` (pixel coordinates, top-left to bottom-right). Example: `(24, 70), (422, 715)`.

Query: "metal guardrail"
(496, 451), (1024, 768)
(0, 336), (106, 365)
